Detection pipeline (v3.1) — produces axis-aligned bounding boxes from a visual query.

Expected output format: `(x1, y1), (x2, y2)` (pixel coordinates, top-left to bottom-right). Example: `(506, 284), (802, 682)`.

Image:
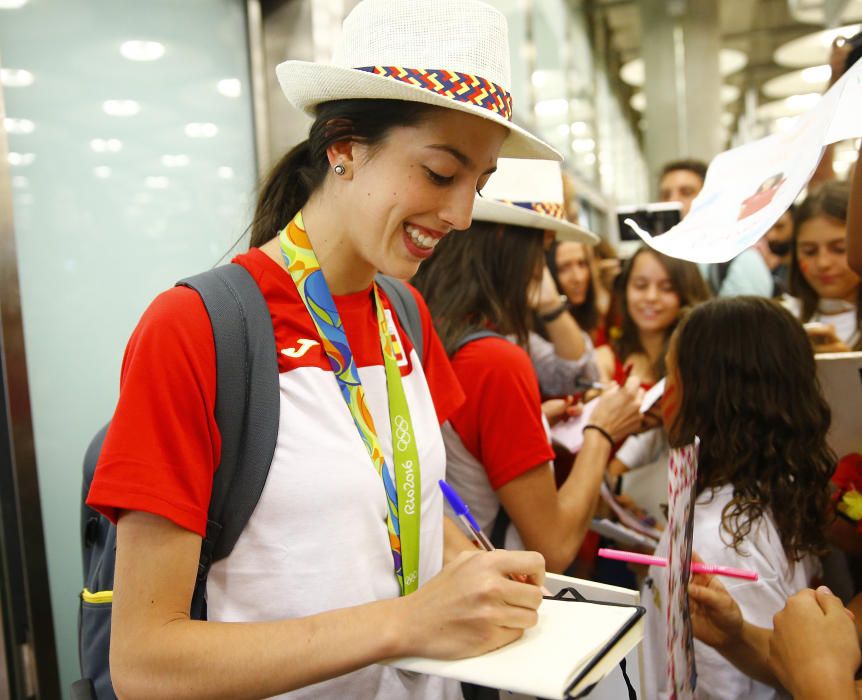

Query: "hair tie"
(583, 424), (614, 448)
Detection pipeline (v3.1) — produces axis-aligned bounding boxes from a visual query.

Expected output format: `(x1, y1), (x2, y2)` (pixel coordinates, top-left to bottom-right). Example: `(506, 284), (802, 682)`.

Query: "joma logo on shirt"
(281, 339), (319, 358)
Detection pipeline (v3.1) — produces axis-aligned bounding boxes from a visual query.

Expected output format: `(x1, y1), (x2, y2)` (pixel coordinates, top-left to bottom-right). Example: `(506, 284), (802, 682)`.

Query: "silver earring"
(333, 163), (346, 176)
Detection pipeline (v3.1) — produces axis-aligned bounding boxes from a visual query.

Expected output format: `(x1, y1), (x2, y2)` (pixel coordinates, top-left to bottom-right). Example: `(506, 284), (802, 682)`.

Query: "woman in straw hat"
(472, 159), (603, 399)
(86, 1), (557, 698)
(413, 158), (644, 575)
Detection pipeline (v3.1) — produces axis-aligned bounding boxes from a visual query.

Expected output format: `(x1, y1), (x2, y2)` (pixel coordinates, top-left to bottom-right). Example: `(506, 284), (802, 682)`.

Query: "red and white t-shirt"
(87, 248), (464, 700)
(443, 336), (554, 550)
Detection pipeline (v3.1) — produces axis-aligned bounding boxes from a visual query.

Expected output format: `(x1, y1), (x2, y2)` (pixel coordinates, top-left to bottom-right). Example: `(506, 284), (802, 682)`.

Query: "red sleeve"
(85, 287), (220, 537)
(449, 337), (554, 489)
(405, 283), (465, 424)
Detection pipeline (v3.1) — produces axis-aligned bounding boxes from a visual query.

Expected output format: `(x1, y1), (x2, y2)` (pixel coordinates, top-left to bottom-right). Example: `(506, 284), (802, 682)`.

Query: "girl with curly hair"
(643, 296), (834, 700)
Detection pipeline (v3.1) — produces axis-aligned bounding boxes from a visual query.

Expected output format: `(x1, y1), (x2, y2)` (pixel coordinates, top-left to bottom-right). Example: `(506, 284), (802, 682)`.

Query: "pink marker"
(598, 548), (759, 581)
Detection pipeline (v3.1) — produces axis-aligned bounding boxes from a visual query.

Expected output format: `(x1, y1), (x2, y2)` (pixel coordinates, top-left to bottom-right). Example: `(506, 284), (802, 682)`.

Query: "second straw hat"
(276, 0), (559, 161)
(473, 159), (599, 244)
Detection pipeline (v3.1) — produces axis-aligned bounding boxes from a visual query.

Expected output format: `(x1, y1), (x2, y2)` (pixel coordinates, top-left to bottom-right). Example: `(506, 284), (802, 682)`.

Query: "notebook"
(591, 517), (658, 550)
(387, 587), (644, 698)
(816, 352), (862, 458)
(550, 398), (599, 453)
(551, 379), (666, 455)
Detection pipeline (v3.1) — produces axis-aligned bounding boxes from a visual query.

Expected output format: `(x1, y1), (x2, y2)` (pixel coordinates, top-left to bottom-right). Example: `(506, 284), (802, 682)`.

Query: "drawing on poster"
(738, 172), (786, 220)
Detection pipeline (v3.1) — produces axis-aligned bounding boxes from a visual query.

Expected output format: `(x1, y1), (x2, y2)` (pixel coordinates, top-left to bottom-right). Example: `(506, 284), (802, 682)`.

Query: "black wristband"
(539, 300), (568, 323)
(583, 424), (615, 448)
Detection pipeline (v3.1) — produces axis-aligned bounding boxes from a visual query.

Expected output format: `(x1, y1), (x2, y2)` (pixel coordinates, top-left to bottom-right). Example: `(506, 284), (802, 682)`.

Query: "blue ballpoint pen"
(439, 479), (495, 551)
(439, 479), (552, 594)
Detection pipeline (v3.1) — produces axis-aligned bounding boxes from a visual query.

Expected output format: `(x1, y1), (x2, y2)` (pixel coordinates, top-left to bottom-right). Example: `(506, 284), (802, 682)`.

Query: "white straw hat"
(473, 159), (599, 244)
(276, 0), (559, 161)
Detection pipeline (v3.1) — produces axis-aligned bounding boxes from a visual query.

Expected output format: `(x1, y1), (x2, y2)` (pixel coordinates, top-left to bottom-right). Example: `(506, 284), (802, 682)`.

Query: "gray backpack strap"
(452, 329), (505, 354)
(177, 264), (280, 617)
(455, 328), (508, 551)
(375, 274), (424, 364)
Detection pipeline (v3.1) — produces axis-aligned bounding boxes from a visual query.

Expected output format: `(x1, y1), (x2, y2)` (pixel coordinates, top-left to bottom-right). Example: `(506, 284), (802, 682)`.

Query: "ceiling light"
(12, 176), (28, 188)
(120, 40), (165, 61)
(0, 0), (29, 8)
(93, 166), (112, 179)
(581, 152), (596, 165)
(785, 92), (821, 111)
(773, 117), (799, 133)
(8, 152), (35, 166)
(217, 79), (242, 98)
(774, 24), (862, 68)
(630, 85), (739, 112)
(161, 154), (190, 167)
(571, 138), (595, 153)
(0, 68), (34, 87)
(763, 66), (831, 99)
(788, 0), (862, 26)
(217, 166), (234, 179)
(721, 85), (741, 103)
(102, 100), (140, 117)
(145, 176), (169, 189)
(570, 121), (590, 136)
(620, 48), (748, 87)
(534, 99), (568, 118)
(90, 138), (123, 153)
(757, 92), (822, 120)
(835, 145), (859, 163)
(801, 65), (832, 83)
(4, 117), (35, 134)
(184, 122), (218, 138)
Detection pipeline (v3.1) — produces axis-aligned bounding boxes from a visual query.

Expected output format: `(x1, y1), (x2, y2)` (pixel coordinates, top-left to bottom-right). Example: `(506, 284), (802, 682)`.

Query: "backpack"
(75, 263), (425, 699)
(449, 328), (511, 550)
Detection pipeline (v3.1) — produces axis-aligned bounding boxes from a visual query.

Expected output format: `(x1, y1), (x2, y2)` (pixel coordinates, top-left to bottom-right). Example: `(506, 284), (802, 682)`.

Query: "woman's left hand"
(687, 556), (743, 650)
(531, 266), (564, 313)
(542, 396), (582, 426)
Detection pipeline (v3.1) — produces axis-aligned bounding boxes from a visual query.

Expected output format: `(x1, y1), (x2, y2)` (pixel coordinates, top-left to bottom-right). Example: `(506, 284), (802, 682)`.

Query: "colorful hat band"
(505, 200), (566, 220)
(355, 66), (513, 121)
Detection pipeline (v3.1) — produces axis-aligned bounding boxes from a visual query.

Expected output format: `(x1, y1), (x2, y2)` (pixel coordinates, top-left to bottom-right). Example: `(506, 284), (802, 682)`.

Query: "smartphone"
(616, 202), (682, 241)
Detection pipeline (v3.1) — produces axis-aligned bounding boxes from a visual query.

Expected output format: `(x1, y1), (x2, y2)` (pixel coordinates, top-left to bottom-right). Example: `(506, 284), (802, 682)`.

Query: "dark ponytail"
(249, 99), (441, 248)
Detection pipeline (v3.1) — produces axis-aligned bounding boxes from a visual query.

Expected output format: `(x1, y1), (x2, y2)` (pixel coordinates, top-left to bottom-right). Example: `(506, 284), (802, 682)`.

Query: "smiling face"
(795, 215), (861, 304)
(626, 250), (682, 334)
(555, 241), (591, 305)
(338, 108), (507, 282)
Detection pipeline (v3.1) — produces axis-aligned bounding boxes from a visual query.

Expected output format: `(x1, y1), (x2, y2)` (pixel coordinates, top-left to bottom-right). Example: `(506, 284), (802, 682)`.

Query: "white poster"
(666, 439), (700, 699)
(626, 60), (862, 263)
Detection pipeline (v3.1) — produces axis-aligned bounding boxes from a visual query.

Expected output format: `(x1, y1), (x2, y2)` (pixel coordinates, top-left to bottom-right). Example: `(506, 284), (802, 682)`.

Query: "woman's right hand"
(396, 549), (546, 660)
(589, 376), (644, 443)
